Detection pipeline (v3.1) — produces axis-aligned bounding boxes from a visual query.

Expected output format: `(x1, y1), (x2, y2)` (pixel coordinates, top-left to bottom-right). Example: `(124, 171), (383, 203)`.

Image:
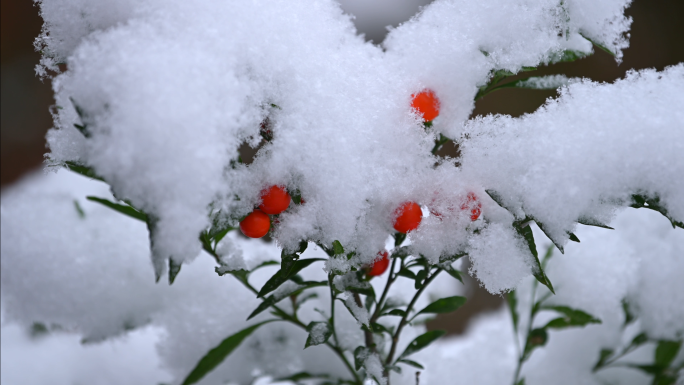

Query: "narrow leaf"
(65, 161), (104, 181)
(257, 258), (323, 298)
(443, 265), (464, 284)
(508, 290), (519, 333)
(577, 217), (614, 230)
(543, 306), (601, 328)
(579, 33), (616, 57)
(568, 232), (580, 243)
(383, 309), (407, 317)
(353, 346), (370, 371)
(398, 359), (424, 370)
(415, 296), (467, 317)
(593, 348), (614, 371)
(304, 322), (333, 348)
(87, 196), (147, 222)
(397, 268), (417, 279)
(181, 320), (275, 385)
(523, 328), (548, 360)
(655, 340), (682, 368)
(169, 258), (182, 285)
(247, 296), (276, 320)
(514, 218), (555, 294)
(398, 330), (446, 360)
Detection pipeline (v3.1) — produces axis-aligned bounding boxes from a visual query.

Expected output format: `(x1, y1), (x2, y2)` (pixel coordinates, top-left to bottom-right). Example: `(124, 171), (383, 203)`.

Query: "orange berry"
(368, 251), (390, 277)
(240, 209), (271, 238)
(460, 192), (482, 221)
(411, 89), (440, 122)
(393, 201), (422, 233)
(259, 185), (291, 214)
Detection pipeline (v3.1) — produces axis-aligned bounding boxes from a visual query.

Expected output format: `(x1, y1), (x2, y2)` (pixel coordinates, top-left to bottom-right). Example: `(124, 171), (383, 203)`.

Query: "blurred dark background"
(2, 0), (682, 334)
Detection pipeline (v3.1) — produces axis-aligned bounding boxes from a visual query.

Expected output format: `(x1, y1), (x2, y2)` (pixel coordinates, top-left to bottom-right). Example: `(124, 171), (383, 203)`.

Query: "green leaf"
(69, 97), (92, 138)
(86, 196), (147, 222)
(257, 258), (323, 298)
(515, 379), (526, 385)
(655, 340), (682, 368)
(353, 346), (370, 371)
(431, 133), (450, 154)
(274, 372), (330, 383)
(625, 364), (662, 375)
(332, 240), (344, 255)
(630, 193), (683, 229)
(247, 296), (276, 320)
(397, 268), (417, 280)
(65, 161), (104, 182)
(295, 292), (318, 308)
(514, 218), (555, 294)
(370, 322), (393, 336)
(622, 299), (636, 326)
(169, 258), (182, 285)
(523, 328), (548, 360)
(394, 232), (407, 247)
(383, 309), (407, 317)
(415, 269), (428, 290)
(593, 348), (614, 371)
(415, 296), (467, 317)
(181, 320), (275, 385)
(579, 33), (616, 57)
(73, 200), (86, 218)
(398, 359), (424, 370)
(443, 265), (464, 284)
(533, 219), (565, 255)
(508, 290), (519, 333)
(297, 240), (308, 254)
(629, 332), (650, 349)
(542, 306), (601, 329)
(549, 49), (591, 63)
(577, 217), (614, 230)
(246, 260), (278, 273)
(568, 232), (580, 243)
(304, 322), (333, 348)
(398, 330), (446, 360)
(485, 189), (516, 215)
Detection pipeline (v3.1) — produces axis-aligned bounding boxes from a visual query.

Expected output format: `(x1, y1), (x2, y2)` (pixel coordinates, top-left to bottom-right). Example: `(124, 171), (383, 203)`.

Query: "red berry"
(411, 89), (440, 122)
(460, 192), (482, 221)
(368, 251), (390, 277)
(240, 209), (271, 238)
(259, 185), (291, 214)
(393, 201), (422, 233)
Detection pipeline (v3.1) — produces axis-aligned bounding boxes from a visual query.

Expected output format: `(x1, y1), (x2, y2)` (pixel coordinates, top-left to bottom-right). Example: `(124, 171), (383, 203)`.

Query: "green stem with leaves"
(385, 268), (443, 367)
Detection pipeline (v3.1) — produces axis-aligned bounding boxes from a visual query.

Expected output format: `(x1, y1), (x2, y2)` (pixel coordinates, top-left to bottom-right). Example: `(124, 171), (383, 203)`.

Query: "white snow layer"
(37, 0), (647, 278)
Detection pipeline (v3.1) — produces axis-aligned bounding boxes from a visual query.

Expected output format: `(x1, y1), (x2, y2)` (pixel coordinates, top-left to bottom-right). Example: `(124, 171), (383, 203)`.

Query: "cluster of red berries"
(239, 185), (291, 238)
(240, 90), (479, 276)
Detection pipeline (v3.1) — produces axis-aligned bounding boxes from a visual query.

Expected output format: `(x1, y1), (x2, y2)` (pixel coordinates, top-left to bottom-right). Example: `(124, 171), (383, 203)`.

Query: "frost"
(343, 292), (370, 326)
(308, 322), (331, 346)
(272, 281), (304, 302)
(516, 75), (579, 89)
(363, 353), (387, 385)
(334, 272), (371, 292)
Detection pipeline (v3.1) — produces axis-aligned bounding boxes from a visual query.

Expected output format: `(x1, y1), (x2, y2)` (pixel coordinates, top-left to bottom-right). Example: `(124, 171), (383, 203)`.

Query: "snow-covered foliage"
(1, 0), (682, 383)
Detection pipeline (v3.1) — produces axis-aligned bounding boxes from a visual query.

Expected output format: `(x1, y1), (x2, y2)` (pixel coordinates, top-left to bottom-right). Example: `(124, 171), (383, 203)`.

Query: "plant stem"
(385, 268), (443, 367)
(512, 279), (539, 385)
(328, 273), (341, 347)
(370, 256), (400, 324)
(208, 247), (361, 384)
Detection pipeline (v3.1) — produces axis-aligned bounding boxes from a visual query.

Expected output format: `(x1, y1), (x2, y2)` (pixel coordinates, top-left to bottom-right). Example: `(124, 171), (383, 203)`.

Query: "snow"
(2, 0), (682, 383)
